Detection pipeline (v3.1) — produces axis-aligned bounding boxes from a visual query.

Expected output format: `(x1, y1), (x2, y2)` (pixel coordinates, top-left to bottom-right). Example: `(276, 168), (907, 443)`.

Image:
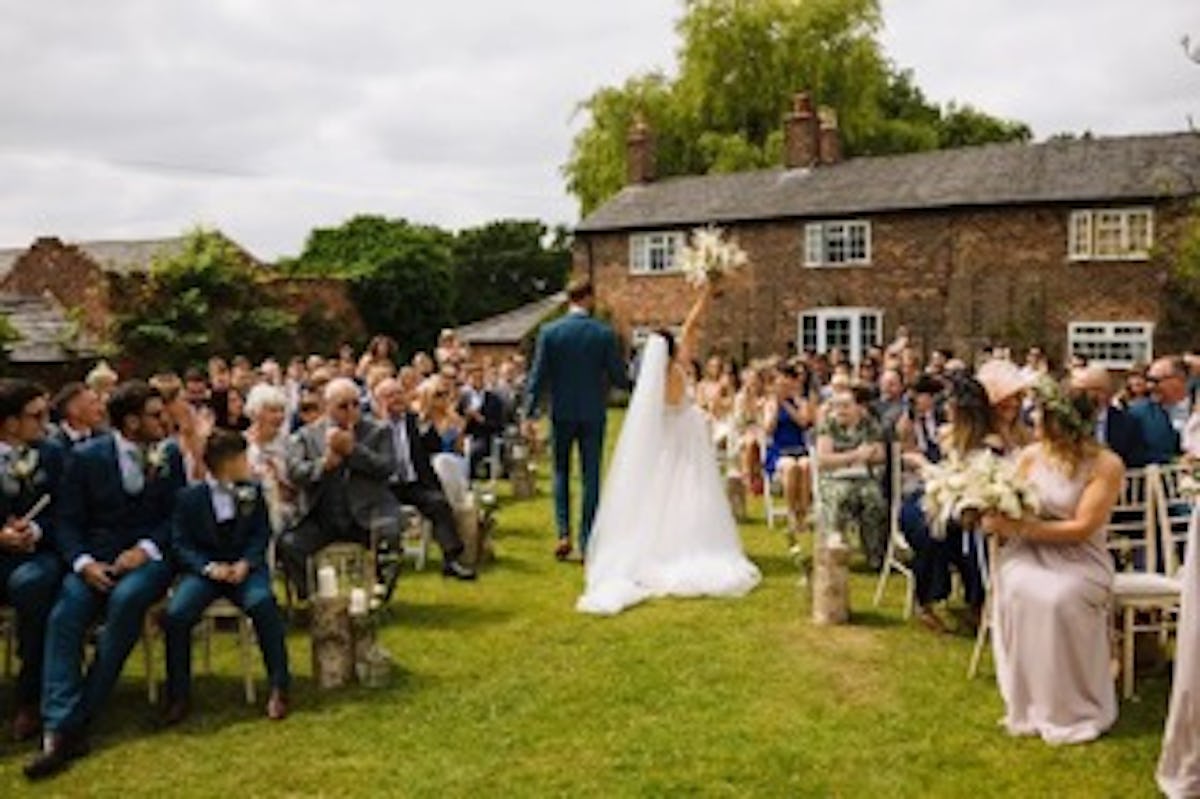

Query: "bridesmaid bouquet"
(677, 225), (748, 288)
(921, 451), (1040, 539)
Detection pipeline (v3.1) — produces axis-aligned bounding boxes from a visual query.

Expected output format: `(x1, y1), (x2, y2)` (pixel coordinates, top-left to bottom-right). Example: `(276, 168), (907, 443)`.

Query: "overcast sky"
(0, 0), (1196, 259)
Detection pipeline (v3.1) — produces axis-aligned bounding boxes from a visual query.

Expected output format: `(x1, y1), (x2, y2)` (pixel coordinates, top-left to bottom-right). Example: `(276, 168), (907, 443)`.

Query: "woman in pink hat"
(976, 359), (1033, 456)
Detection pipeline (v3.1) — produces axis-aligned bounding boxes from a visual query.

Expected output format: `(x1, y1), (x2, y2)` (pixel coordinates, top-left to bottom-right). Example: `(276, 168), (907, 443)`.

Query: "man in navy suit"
(524, 279), (629, 561)
(1130, 357), (1190, 465)
(459, 362), (506, 479)
(26, 381), (185, 780)
(48, 382), (105, 451)
(1072, 367), (1147, 467)
(162, 430), (289, 725)
(0, 380), (66, 742)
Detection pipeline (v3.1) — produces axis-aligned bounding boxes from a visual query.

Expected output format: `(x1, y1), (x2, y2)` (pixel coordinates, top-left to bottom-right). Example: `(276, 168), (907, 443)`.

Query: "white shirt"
(72, 433), (162, 574)
(206, 476), (237, 523)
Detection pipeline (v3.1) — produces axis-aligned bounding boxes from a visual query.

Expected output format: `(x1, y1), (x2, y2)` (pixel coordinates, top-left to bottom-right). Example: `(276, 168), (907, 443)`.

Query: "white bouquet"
(921, 451), (1040, 539)
(1180, 461), (1200, 500)
(677, 225), (748, 288)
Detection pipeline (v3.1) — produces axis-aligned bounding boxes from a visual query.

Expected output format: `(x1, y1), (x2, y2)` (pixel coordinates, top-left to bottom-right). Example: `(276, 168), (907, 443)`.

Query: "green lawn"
(0, 411), (1172, 797)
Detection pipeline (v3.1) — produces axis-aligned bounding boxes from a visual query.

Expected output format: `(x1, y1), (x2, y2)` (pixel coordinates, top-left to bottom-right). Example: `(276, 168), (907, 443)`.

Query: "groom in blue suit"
(27, 381), (185, 780)
(525, 279), (629, 560)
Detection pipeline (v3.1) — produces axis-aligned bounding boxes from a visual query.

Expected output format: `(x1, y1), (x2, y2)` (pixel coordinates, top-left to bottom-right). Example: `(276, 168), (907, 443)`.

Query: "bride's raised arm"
(678, 283), (713, 365)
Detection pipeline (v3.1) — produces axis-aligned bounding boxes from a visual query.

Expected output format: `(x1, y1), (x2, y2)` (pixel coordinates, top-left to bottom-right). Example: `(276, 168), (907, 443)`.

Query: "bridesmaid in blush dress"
(981, 378), (1125, 745)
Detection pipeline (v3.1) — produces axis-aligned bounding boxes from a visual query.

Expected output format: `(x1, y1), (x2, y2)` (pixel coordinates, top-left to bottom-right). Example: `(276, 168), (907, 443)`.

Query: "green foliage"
(114, 228), (301, 372)
(564, 0), (1032, 215)
(451, 220), (571, 324)
(287, 215), (572, 357)
(1162, 198), (1200, 351)
(0, 312), (20, 362)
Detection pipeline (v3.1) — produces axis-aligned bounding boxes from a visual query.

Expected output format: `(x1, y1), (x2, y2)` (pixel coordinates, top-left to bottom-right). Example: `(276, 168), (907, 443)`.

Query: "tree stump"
(511, 460), (535, 499)
(726, 474), (747, 522)
(812, 536), (851, 625)
(456, 501), (484, 567)
(311, 597), (354, 689)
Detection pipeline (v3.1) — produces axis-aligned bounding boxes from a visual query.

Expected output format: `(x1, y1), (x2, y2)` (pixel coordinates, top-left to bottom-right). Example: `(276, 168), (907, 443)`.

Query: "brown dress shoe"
(12, 705), (40, 742)
(267, 689), (289, 721)
(24, 730), (90, 781)
(163, 699), (190, 727)
(554, 539), (572, 561)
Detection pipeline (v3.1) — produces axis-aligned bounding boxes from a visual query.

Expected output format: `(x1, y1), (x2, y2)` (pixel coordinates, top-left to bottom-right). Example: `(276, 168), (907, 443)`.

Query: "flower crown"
(1030, 376), (1094, 439)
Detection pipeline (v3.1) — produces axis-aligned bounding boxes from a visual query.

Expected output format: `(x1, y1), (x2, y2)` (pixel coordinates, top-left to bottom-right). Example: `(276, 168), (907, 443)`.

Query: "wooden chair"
(967, 535), (999, 679)
(873, 442), (915, 619)
(1111, 465), (1182, 699)
(197, 599), (257, 705)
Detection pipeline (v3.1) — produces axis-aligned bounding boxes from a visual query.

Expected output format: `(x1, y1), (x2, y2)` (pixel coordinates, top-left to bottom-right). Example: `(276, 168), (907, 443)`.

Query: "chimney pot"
(783, 91), (819, 169)
(818, 108), (842, 165)
(626, 116), (657, 185)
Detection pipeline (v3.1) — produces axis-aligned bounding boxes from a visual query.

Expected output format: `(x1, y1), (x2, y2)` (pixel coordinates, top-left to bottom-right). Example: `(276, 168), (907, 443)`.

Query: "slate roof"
(75, 236), (192, 275)
(0, 293), (98, 363)
(456, 292), (567, 345)
(577, 132), (1200, 232)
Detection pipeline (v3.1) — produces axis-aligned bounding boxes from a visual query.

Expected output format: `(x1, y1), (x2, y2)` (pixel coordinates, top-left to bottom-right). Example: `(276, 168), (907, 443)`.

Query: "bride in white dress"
(577, 284), (762, 616)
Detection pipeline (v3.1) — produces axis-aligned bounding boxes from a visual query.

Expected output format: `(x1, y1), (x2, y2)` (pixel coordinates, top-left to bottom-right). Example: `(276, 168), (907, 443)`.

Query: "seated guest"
(278, 378), (403, 599)
(0, 380), (66, 741)
(764, 365), (814, 534)
(373, 378), (476, 580)
(416, 376), (467, 459)
(356, 334), (398, 381)
(1071, 366), (1146, 467)
(291, 384), (324, 433)
(245, 384), (296, 534)
(27, 381), (184, 780)
(733, 367), (768, 496)
(85, 360), (119, 407)
(210, 386), (249, 432)
(815, 386), (887, 569)
(162, 431), (290, 725)
(49, 382), (104, 448)
(1131, 356), (1190, 465)
(873, 369), (907, 434)
(898, 376), (987, 633)
(152, 373), (209, 481)
(458, 363), (505, 479)
(183, 367), (210, 408)
(981, 378), (1123, 745)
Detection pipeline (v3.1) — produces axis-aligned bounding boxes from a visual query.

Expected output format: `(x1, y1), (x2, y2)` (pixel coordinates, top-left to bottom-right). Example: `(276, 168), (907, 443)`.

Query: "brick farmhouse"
(573, 94), (1200, 370)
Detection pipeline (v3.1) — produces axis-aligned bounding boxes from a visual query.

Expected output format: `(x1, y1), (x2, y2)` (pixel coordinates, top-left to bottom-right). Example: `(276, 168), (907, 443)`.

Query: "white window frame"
(1068, 321), (1154, 370)
(1067, 208), (1154, 262)
(804, 220), (871, 267)
(798, 307), (883, 362)
(629, 231), (685, 275)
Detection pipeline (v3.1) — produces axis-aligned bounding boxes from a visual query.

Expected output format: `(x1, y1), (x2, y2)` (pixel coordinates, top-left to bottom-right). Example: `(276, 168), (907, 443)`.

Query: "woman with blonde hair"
(981, 377), (1124, 744)
(244, 384), (296, 534)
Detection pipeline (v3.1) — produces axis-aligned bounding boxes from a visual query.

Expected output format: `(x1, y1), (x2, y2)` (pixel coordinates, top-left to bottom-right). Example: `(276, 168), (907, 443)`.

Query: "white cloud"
(0, 0), (1195, 259)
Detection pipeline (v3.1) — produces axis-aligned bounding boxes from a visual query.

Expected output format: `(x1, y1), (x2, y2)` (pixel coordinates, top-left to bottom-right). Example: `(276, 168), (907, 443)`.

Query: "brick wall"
(0, 238), (110, 334)
(576, 200), (1185, 365)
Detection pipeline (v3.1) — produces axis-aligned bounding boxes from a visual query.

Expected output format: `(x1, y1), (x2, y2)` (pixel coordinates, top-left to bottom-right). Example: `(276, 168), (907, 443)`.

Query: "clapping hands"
(0, 517), (37, 554)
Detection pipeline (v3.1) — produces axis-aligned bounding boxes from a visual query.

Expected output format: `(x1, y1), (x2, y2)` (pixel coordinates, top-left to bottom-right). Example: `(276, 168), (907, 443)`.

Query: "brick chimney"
(818, 108), (842, 165)
(783, 92), (819, 169)
(626, 116), (656, 185)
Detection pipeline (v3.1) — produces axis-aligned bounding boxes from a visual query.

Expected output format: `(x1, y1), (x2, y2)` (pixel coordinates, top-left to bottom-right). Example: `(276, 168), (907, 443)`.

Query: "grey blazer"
(285, 417), (399, 530)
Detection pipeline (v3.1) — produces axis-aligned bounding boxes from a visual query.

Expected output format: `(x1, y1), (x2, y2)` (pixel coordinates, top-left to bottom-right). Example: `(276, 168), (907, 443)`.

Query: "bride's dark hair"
(656, 328), (677, 361)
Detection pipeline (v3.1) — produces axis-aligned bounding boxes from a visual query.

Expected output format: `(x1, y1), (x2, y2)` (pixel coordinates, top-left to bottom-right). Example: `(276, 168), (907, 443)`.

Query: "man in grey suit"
(277, 378), (403, 598)
(525, 279), (629, 561)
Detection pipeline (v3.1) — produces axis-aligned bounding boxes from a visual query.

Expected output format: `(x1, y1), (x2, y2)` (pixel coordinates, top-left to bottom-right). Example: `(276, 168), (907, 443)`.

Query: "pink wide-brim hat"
(976, 359), (1032, 405)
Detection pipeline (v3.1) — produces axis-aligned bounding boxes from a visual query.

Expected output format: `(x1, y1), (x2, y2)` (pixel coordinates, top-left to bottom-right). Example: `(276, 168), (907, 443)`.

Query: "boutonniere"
(234, 483), (259, 516)
(3, 448), (41, 496)
(145, 443), (170, 480)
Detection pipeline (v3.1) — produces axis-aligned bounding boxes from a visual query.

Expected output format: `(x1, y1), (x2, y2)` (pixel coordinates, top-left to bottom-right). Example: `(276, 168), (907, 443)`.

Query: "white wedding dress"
(577, 335), (761, 616)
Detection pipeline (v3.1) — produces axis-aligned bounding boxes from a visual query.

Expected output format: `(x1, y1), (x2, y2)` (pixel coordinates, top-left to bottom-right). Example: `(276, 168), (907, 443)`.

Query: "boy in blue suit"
(162, 430), (290, 724)
(27, 381), (184, 780)
(524, 279), (629, 560)
(0, 380), (65, 742)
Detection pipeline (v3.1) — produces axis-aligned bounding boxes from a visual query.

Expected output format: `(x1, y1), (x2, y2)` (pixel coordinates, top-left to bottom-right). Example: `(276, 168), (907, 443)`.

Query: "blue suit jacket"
(0, 438), (67, 558)
(525, 312), (628, 423)
(1128, 399), (1182, 466)
(1102, 406), (1147, 468)
(170, 482), (271, 575)
(54, 434), (186, 565)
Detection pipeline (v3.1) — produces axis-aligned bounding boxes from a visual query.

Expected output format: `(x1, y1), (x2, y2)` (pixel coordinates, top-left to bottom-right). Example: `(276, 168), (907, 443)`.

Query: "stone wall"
(0, 238), (110, 335)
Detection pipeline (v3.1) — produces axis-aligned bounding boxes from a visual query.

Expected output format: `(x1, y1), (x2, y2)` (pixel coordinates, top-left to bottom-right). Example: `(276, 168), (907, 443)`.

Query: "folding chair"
(873, 442), (915, 619)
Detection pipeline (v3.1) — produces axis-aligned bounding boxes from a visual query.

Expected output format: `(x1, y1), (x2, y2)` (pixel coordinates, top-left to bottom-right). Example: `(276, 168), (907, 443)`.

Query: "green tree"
(451, 220), (572, 323)
(564, 0), (1031, 215)
(114, 228), (301, 372)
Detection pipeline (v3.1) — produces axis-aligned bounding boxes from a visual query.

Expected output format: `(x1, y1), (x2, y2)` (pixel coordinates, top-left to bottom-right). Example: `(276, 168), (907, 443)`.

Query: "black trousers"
(392, 481), (463, 561)
(278, 517), (370, 599)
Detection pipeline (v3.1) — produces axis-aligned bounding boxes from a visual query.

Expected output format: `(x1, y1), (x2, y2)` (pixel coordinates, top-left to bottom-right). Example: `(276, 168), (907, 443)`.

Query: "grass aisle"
(0, 411), (1170, 797)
